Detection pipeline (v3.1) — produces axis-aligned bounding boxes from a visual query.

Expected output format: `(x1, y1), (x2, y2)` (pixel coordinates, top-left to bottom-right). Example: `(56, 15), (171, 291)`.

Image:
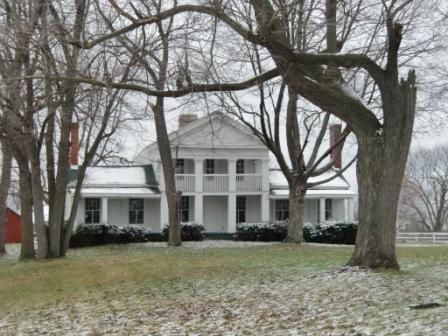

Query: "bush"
(307, 222), (357, 245)
(235, 222), (287, 241)
(70, 224), (153, 248)
(235, 221), (357, 244)
(161, 222), (205, 241)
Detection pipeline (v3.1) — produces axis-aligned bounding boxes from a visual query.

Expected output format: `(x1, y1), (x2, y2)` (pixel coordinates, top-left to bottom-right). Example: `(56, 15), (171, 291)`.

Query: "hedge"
(161, 222), (205, 241)
(235, 222), (357, 244)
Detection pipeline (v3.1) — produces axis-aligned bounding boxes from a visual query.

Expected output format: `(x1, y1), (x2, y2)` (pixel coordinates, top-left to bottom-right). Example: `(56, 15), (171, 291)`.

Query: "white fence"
(397, 232), (448, 244)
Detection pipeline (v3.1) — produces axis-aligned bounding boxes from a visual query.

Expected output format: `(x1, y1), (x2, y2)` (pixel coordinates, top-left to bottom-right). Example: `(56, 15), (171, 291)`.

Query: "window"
(236, 196), (246, 223)
(180, 196), (190, 222)
(205, 159), (215, 174)
(325, 199), (333, 221)
(175, 159), (185, 174)
(236, 159), (245, 174)
(85, 198), (101, 224)
(129, 198), (144, 224)
(275, 200), (289, 221)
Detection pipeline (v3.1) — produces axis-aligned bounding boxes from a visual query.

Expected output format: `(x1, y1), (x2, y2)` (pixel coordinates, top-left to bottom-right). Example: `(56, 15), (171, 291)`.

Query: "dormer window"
(205, 159), (215, 174)
(236, 159), (245, 174)
(175, 159), (185, 174)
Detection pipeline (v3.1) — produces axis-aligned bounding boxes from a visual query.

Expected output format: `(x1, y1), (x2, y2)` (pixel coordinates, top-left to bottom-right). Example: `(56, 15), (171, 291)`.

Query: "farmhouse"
(67, 113), (356, 233)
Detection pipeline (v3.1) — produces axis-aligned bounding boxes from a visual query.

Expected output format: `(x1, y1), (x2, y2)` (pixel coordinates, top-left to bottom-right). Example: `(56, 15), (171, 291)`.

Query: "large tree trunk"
(152, 97), (182, 246)
(285, 182), (306, 243)
(0, 141), (12, 254)
(18, 162), (35, 259)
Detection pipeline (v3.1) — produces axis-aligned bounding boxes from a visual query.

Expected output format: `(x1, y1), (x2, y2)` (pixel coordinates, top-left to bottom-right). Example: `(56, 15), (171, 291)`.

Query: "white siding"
(108, 199), (128, 225)
(245, 195), (261, 223)
(145, 199), (161, 232)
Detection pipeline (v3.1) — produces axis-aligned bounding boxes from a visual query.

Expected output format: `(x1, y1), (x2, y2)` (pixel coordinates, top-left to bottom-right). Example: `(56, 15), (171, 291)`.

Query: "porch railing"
(175, 174), (195, 192)
(236, 174), (263, 192)
(397, 232), (448, 244)
(203, 174), (229, 192)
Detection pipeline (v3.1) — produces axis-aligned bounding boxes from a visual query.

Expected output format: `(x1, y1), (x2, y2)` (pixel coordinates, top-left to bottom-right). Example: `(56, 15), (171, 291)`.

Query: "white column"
(101, 197), (108, 224)
(194, 159), (203, 192)
(228, 193), (237, 233)
(194, 194), (203, 224)
(261, 159), (270, 192)
(344, 198), (349, 222)
(228, 159), (236, 192)
(261, 193), (270, 223)
(160, 193), (168, 231)
(319, 198), (326, 224)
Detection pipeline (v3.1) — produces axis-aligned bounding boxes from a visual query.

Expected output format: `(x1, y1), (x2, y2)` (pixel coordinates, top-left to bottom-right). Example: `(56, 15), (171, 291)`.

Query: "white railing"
(203, 174), (229, 192)
(175, 174), (195, 192)
(397, 232), (448, 244)
(236, 174), (263, 192)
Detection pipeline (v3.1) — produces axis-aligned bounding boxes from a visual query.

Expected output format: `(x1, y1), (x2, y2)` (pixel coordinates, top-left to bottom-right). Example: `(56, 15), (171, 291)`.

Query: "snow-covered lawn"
(1, 241), (447, 335)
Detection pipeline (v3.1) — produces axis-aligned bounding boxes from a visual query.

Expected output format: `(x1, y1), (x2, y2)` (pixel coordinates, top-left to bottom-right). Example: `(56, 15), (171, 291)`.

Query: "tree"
(400, 145), (448, 232)
(0, 140), (12, 254)
(65, 0), (430, 268)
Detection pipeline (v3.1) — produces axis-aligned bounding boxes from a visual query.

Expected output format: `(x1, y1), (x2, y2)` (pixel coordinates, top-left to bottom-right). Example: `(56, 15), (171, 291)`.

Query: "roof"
(79, 187), (160, 198)
(270, 189), (356, 199)
(72, 165), (158, 188)
(269, 169), (350, 191)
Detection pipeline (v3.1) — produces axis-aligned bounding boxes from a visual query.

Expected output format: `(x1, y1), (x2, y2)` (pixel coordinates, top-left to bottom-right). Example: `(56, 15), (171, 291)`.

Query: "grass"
(1, 242), (448, 335)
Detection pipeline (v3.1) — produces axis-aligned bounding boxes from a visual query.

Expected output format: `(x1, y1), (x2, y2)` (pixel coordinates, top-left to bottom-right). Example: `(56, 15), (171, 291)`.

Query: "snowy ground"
(1, 241), (447, 335)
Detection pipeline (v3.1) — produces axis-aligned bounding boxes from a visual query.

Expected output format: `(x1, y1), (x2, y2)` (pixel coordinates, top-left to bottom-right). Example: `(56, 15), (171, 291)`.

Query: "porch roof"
(77, 187), (161, 198)
(269, 169), (351, 190)
(270, 188), (356, 199)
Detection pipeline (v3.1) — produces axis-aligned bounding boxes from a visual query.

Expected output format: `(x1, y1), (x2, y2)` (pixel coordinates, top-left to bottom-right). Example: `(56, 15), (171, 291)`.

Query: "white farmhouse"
(68, 112), (356, 234)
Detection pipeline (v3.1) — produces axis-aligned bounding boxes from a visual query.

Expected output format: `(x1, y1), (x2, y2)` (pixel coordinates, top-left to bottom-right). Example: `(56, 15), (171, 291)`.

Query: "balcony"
(203, 174), (229, 192)
(175, 174), (195, 192)
(236, 174), (262, 192)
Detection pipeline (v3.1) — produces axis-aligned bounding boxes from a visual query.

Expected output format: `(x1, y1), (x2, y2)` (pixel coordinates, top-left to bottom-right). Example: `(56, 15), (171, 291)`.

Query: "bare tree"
(0, 140), (12, 254)
(400, 145), (448, 232)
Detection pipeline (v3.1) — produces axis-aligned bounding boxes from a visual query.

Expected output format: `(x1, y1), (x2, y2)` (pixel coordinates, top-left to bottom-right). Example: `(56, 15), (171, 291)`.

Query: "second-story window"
(236, 159), (245, 174)
(175, 159), (185, 174)
(205, 159), (215, 174)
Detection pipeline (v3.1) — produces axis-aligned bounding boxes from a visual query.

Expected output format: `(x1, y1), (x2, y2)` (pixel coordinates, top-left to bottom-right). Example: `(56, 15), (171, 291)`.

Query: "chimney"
(70, 122), (79, 166)
(178, 114), (198, 129)
(329, 124), (342, 169)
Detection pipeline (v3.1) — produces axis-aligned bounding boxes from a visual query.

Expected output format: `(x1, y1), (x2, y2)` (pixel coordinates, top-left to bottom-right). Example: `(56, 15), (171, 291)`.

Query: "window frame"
(180, 196), (190, 223)
(275, 199), (289, 221)
(236, 159), (245, 174)
(205, 159), (215, 174)
(236, 196), (246, 224)
(325, 198), (333, 221)
(175, 159), (185, 174)
(85, 198), (101, 224)
(129, 198), (144, 224)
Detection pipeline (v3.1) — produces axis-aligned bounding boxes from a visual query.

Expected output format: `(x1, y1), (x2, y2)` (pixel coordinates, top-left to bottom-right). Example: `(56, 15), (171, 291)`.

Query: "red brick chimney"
(178, 114), (198, 129)
(70, 122), (79, 166)
(329, 124), (342, 169)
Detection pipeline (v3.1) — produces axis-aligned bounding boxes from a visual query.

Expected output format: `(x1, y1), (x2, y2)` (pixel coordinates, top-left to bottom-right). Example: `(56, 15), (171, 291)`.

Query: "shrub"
(235, 222), (287, 241)
(161, 222), (205, 241)
(235, 221), (357, 244)
(308, 222), (357, 245)
(70, 224), (152, 248)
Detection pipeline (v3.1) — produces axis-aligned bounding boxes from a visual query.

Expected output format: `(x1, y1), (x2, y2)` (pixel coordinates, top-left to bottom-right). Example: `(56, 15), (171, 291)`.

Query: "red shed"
(5, 207), (21, 243)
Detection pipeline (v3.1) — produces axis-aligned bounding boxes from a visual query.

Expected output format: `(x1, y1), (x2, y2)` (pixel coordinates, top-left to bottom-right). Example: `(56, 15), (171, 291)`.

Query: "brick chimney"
(70, 122), (79, 166)
(329, 124), (342, 169)
(178, 114), (198, 129)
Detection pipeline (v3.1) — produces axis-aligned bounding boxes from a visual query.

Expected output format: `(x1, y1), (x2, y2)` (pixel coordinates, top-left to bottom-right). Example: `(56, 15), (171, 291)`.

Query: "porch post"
(228, 159), (236, 192)
(261, 193), (270, 223)
(194, 159), (203, 192)
(344, 198), (349, 222)
(194, 194), (203, 225)
(228, 193), (236, 233)
(160, 193), (168, 231)
(319, 198), (326, 224)
(101, 197), (108, 224)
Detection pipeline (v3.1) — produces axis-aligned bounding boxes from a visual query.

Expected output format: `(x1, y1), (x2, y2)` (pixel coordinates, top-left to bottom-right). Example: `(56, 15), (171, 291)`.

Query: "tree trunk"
(18, 162), (35, 259)
(285, 182), (306, 243)
(152, 97), (182, 246)
(0, 141), (12, 254)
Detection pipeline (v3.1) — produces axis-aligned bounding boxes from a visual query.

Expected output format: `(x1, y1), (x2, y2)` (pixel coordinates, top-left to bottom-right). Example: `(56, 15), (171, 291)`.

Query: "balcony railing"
(203, 174), (229, 192)
(175, 174), (195, 192)
(236, 174), (263, 192)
